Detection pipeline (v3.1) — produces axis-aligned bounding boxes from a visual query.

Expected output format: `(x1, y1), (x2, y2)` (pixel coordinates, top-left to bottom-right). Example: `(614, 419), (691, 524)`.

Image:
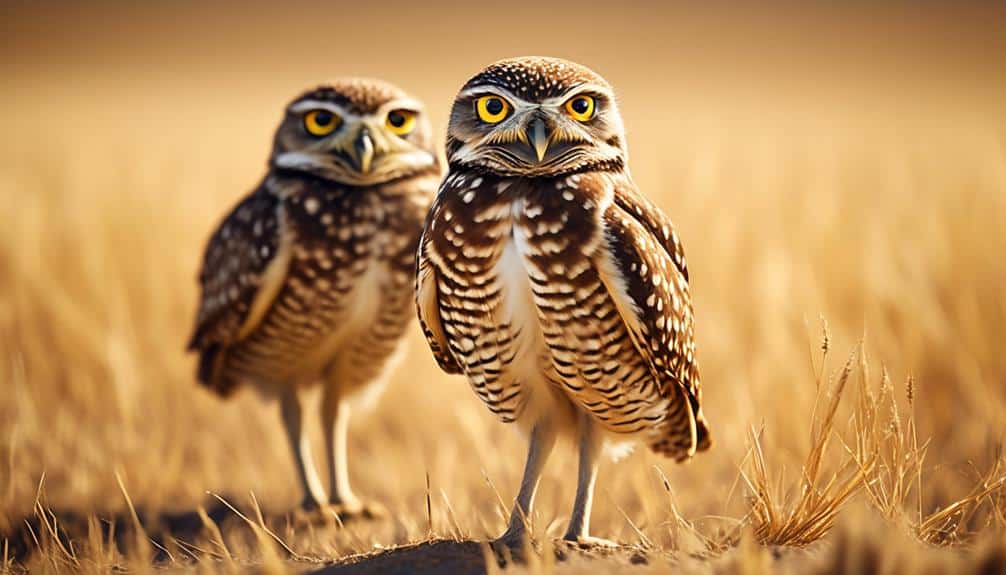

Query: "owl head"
(446, 57), (626, 178)
(271, 78), (437, 186)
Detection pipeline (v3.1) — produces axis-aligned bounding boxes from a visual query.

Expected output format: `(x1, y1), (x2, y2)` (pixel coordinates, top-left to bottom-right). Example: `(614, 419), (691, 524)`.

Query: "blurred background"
(2, 0), (1005, 566)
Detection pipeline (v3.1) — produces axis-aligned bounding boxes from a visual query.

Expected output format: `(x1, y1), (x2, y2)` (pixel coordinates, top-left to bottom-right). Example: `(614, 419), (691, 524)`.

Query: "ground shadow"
(2, 500), (229, 563)
(0, 497), (319, 565)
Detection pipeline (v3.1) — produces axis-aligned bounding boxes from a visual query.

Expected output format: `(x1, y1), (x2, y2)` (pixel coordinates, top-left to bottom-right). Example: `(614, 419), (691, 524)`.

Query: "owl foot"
(491, 529), (537, 565)
(290, 499), (386, 525)
(325, 500), (388, 522)
(561, 534), (620, 550)
(289, 498), (328, 526)
(298, 495), (326, 512)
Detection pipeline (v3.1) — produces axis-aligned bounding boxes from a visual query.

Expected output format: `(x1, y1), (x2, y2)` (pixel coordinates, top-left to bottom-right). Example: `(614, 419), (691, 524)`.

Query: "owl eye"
(476, 95), (511, 124)
(304, 109), (340, 136)
(564, 95), (595, 122)
(386, 109), (417, 136)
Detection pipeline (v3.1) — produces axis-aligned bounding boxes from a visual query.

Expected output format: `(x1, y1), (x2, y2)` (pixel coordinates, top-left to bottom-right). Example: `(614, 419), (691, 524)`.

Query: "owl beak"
(527, 118), (550, 163)
(351, 129), (375, 174)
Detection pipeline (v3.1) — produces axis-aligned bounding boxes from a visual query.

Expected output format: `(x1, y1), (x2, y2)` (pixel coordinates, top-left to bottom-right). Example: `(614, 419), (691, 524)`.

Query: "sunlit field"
(2, 2), (1005, 573)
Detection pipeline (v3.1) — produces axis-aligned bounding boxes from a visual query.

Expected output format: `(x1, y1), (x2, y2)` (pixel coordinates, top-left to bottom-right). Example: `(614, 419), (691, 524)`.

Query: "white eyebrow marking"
(290, 98), (424, 124)
(457, 85), (540, 112)
(458, 84), (522, 101)
(459, 83), (611, 111)
(540, 83), (611, 106)
(288, 100), (350, 115)
(376, 98), (425, 115)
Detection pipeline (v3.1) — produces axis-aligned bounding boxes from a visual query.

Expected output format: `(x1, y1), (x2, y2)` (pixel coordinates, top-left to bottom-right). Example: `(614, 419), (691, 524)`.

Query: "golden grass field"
(2, 2), (1006, 573)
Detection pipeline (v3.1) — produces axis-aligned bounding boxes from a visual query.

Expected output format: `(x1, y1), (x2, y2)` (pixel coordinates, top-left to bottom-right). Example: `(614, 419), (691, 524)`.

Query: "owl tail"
(195, 344), (239, 397)
(647, 390), (712, 461)
(693, 409), (713, 453)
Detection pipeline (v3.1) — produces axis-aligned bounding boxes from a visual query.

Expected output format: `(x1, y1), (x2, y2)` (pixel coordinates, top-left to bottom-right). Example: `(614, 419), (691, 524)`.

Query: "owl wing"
(595, 181), (708, 452)
(611, 180), (689, 282)
(415, 210), (464, 375)
(187, 185), (290, 387)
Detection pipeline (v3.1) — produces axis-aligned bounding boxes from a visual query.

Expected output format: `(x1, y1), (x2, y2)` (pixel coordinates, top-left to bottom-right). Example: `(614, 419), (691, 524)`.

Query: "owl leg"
(497, 418), (557, 548)
(279, 388), (327, 510)
(320, 386), (386, 519)
(562, 412), (617, 547)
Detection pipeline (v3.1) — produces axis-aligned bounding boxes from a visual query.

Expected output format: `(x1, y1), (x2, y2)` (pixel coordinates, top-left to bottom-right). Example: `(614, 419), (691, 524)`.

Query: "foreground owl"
(417, 57), (711, 546)
(189, 79), (439, 516)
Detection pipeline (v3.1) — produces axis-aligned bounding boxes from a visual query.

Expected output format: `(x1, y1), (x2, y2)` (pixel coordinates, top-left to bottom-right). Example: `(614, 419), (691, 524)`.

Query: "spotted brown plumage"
(416, 57), (710, 547)
(189, 78), (439, 516)
(189, 189), (282, 393)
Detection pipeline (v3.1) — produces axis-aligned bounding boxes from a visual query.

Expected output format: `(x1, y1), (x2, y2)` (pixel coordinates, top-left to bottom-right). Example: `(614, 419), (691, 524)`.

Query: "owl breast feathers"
(417, 169), (710, 460)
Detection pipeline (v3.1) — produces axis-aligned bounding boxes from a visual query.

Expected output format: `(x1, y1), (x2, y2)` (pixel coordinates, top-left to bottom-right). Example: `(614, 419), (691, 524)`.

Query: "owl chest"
(493, 216), (618, 367)
(251, 199), (393, 352)
(436, 188), (653, 418)
(436, 195), (600, 387)
(282, 194), (390, 302)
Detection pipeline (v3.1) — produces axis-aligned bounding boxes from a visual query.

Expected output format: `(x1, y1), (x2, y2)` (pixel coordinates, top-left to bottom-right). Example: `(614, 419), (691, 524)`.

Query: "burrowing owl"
(188, 79), (439, 516)
(416, 57), (710, 546)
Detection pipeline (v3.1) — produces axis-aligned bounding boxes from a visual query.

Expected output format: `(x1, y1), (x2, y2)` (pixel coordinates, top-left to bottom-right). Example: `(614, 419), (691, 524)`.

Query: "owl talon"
(299, 496), (326, 512)
(289, 502), (328, 526)
(561, 534), (620, 550)
(326, 500), (388, 521)
(490, 530), (537, 565)
(290, 500), (386, 526)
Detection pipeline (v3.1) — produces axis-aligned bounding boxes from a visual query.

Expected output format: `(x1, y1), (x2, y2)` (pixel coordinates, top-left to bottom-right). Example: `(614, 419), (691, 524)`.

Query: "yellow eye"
(386, 109), (417, 136)
(565, 95), (595, 122)
(476, 95), (511, 124)
(304, 109), (340, 136)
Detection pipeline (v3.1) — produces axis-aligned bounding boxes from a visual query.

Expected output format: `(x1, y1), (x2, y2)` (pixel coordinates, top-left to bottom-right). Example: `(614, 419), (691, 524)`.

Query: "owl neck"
(447, 157), (625, 180)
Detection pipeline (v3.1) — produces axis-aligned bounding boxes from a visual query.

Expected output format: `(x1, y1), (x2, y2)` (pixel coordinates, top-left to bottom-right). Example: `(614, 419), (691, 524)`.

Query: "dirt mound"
(310, 539), (653, 575)
(311, 540), (486, 575)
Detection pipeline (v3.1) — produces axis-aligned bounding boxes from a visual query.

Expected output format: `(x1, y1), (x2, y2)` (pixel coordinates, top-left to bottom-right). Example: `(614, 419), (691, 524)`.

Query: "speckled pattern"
(191, 169), (438, 396)
(189, 190), (281, 355)
(461, 57), (609, 100)
(293, 77), (410, 115)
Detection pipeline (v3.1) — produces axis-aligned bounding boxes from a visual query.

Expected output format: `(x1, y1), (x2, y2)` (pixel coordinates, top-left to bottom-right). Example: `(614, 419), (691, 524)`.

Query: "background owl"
(417, 57), (711, 547)
(188, 78), (439, 516)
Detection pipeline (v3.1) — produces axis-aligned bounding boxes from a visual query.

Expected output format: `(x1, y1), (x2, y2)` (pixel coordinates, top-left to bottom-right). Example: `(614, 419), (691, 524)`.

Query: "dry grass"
(743, 346), (870, 548)
(3, 4), (1006, 573)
